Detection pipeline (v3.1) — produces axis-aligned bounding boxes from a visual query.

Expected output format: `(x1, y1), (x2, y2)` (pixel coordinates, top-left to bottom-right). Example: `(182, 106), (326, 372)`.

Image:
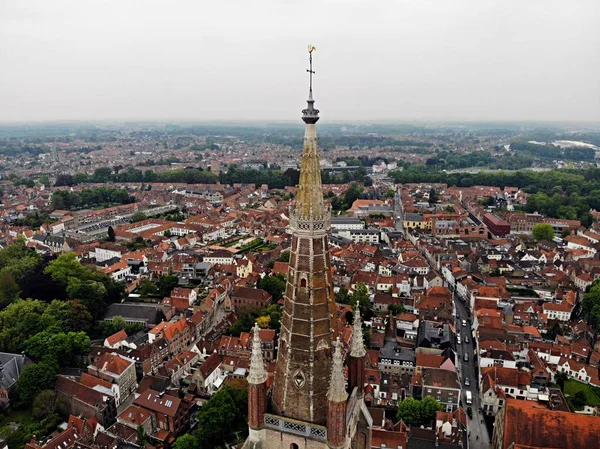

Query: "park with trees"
(0, 242), (125, 447)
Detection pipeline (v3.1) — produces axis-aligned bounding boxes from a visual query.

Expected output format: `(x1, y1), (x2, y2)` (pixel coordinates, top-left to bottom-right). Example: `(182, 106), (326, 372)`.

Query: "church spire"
(248, 323), (268, 385)
(295, 45), (327, 221)
(271, 46), (335, 425)
(328, 338), (348, 403)
(350, 301), (366, 358)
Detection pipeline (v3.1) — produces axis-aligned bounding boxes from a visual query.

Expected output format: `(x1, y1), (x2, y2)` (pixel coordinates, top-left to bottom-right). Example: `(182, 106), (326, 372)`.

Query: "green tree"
(98, 315), (144, 337)
(157, 275), (179, 297)
(259, 304), (282, 330)
(582, 280), (600, 329)
(228, 313), (256, 336)
(197, 387), (239, 446)
(23, 330), (90, 366)
(131, 212), (147, 223)
(532, 223), (555, 241)
(384, 188), (396, 199)
(67, 279), (107, 318)
(44, 299), (93, 333)
(335, 286), (351, 304)
(137, 278), (160, 296)
(572, 390), (587, 408)
(44, 252), (89, 284)
(388, 304), (406, 315)
(258, 274), (286, 300)
(352, 283), (371, 310)
(37, 175), (50, 187)
(91, 167), (113, 182)
(396, 397), (421, 427)
(428, 187), (438, 204)
(420, 396), (443, 424)
(0, 269), (20, 307)
(173, 434), (200, 449)
(0, 299), (55, 353)
(32, 390), (58, 420)
(0, 239), (42, 283)
(107, 226), (116, 242)
(344, 184), (363, 209)
(555, 372), (568, 391)
(136, 425), (149, 446)
(16, 362), (59, 405)
(279, 250), (290, 263)
(397, 396), (442, 427)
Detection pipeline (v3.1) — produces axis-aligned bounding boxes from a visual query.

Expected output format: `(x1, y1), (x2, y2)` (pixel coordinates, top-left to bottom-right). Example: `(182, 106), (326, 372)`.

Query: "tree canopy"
(257, 274), (286, 300)
(397, 396), (443, 427)
(532, 223), (555, 241)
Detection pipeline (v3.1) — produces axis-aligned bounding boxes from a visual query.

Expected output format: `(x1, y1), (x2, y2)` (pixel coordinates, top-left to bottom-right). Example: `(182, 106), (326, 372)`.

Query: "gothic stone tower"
(244, 47), (371, 449)
(271, 46), (336, 427)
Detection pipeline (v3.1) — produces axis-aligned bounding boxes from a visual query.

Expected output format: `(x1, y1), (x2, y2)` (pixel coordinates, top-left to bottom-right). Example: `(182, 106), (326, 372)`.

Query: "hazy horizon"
(1, 0), (599, 123)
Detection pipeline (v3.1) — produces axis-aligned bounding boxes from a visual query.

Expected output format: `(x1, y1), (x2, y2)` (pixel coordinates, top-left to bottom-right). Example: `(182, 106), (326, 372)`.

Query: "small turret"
(348, 301), (366, 395)
(327, 338), (347, 448)
(246, 324), (268, 446)
(248, 323), (268, 385)
(350, 301), (366, 358)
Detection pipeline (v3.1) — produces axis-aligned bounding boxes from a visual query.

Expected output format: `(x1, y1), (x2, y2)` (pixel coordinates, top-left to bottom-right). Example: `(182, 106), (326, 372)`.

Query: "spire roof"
(350, 301), (366, 358)
(327, 337), (348, 403)
(248, 323), (268, 385)
(294, 47), (326, 220)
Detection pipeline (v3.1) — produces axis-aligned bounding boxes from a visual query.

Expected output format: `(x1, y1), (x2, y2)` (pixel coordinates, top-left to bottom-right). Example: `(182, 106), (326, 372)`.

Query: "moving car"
(462, 319), (467, 327)
(465, 335), (469, 344)
(465, 377), (470, 386)
(464, 353), (469, 362)
(457, 334), (462, 344)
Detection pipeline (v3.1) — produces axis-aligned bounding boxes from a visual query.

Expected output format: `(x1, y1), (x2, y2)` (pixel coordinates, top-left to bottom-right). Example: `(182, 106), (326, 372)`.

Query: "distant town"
(1, 120), (600, 449)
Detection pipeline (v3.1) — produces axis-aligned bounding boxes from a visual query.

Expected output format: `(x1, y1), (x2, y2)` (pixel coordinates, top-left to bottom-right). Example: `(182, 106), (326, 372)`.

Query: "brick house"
(419, 368), (461, 412)
(87, 352), (137, 403)
(55, 376), (117, 427)
(134, 389), (190, 437)
(231, 287), (272, 314)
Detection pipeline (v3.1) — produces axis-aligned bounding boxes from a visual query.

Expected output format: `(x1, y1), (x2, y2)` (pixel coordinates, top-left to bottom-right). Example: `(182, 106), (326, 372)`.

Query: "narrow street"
(453, 291), (491, 449)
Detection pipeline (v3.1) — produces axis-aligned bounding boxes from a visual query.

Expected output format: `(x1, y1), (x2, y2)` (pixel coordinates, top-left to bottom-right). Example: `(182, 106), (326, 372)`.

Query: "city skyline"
(1, 0), (599, 123)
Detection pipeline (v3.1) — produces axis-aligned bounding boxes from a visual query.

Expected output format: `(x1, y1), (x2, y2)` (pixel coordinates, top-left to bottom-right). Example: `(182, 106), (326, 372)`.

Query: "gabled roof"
(499, 398), (600, 449)
(133, 388), (181, 417)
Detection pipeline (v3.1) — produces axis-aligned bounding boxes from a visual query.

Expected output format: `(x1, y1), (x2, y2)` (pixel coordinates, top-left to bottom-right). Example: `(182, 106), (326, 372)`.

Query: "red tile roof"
(499, 398), (600, 449)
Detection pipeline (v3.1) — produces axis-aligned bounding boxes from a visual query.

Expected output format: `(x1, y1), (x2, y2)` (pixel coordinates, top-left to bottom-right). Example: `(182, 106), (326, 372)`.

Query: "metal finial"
(302, 45), (320, 124)
(307, 45), (316, 93)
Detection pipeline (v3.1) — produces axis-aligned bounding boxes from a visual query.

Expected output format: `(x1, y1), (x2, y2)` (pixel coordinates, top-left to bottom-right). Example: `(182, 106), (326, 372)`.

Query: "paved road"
(454, 291), (491, 449)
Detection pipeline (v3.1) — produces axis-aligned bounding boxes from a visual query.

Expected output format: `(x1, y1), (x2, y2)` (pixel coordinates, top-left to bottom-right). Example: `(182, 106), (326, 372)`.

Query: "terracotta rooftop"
(498, 398), (600, 449)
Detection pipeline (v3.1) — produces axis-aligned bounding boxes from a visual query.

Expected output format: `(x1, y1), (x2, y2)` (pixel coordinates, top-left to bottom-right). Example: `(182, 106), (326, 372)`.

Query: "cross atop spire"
(307, 45), (316, 93)
(302, 45), (319, 124)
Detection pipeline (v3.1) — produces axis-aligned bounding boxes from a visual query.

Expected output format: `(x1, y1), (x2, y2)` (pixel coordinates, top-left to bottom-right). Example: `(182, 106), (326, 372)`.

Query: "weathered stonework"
(245, 50), (372, 449)
(271, 120), (336, 425)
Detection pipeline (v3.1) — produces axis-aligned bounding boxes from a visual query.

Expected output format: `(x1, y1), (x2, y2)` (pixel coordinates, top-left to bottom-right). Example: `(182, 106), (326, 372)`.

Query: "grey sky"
(1, 0), (599, 123)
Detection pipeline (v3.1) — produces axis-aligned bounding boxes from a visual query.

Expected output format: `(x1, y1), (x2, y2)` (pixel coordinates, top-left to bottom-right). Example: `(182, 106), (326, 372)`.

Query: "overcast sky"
(1, 0), (599, 123)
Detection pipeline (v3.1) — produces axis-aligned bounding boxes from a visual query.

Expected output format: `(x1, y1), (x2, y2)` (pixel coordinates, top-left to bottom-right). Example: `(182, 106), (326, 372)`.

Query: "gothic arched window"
(290, 444), (299, 449)
(300, 278), (307, 287)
